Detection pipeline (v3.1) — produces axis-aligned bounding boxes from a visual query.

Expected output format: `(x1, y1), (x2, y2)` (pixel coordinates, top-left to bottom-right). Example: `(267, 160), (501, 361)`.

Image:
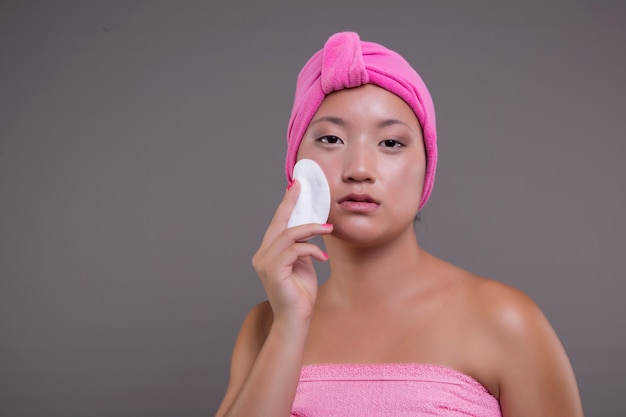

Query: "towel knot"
(321, 32), (369, 94)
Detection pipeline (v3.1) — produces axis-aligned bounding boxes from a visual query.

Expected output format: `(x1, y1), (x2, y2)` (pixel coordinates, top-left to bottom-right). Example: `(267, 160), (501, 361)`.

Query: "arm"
(214, 181), (333, 417)
(489, 286), (584, 417)
(214, 302), (311, 417)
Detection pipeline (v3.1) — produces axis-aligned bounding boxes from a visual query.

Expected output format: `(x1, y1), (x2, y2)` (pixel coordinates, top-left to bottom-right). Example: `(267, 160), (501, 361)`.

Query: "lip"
(337, 193), (380, 213)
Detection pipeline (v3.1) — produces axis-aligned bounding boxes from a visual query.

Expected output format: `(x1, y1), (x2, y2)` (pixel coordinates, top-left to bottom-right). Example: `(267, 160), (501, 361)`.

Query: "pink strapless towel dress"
(291, 363), (502, 417)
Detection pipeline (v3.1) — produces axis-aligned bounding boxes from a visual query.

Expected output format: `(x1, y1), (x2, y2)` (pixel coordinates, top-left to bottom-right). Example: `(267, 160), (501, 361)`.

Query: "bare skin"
(215, 85), (584, 417)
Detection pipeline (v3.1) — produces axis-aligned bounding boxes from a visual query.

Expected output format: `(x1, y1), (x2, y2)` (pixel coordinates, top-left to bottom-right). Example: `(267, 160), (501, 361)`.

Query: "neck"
(321, 226), (431, 308)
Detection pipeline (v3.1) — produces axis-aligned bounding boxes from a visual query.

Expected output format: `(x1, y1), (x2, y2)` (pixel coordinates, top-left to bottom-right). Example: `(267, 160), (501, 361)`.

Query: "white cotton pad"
(287, 159), (331, 228)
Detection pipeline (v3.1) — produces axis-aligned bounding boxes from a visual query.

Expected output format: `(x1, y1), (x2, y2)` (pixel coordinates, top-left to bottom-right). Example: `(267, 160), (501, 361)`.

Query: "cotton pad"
(287, 159), (331, 228)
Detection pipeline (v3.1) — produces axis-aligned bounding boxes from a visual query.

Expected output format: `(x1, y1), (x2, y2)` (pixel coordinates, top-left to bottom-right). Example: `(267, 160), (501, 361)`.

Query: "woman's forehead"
(312, 85), (421, 129)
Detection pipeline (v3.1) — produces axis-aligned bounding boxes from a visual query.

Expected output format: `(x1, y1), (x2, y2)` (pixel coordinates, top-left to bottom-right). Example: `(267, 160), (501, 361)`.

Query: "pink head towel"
(286, 31), (438, 210)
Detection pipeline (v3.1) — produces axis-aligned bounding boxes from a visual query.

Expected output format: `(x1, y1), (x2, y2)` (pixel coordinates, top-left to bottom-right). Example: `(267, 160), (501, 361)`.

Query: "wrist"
(271, 315), (312, 340)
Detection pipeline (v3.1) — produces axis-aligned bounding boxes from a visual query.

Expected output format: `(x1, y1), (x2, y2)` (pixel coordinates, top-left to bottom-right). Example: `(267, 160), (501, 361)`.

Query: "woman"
(215, 32), (583, 417)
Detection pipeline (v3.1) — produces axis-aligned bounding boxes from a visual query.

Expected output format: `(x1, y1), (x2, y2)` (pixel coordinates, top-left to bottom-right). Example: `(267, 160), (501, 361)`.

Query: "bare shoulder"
(431, 257), (544, 338)
(468, 275), (546, 339)
(462, 274), (564, 371)
(461, 273), (584, 416)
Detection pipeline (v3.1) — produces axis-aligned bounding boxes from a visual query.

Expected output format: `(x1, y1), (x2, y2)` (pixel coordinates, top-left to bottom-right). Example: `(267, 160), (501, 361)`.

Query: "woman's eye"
(319, 135), (343, 144)
(381, 139), (403, 148)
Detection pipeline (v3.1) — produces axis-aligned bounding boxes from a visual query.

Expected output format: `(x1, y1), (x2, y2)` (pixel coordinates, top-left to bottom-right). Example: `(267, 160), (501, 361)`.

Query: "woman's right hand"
(215, 181), (333, 417)
(251, 180), (333, 325)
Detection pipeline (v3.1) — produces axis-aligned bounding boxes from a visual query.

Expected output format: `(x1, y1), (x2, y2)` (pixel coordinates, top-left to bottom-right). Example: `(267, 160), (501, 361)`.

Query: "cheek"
(389, 162), (425, 207)
(391, 156), (424, 182)
(315, 160), (340, 195)
(295, 134), (315, 162)
(295, 146), (338, 198)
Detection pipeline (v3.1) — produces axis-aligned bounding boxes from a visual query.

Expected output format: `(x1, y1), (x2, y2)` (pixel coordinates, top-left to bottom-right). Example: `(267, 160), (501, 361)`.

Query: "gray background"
(1, 1), (625, 416)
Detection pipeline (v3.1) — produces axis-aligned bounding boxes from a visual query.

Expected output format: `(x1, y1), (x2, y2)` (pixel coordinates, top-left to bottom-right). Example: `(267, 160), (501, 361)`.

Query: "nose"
(342, 141), (375, 183)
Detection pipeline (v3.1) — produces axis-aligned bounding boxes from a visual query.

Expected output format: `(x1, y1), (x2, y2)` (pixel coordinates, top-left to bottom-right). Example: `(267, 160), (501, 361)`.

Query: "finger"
(289, 241), (330, 265)
(261, 180), (301, 244)
(264, 223), (333, 258)
(267, 241), (330, 277)
(253, 222), (332, 278)
(289, 222), (334, 244)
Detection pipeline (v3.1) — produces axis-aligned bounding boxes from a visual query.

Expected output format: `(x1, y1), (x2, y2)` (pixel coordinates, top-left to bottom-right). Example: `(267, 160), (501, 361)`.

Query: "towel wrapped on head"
(286, 31), (438, 210)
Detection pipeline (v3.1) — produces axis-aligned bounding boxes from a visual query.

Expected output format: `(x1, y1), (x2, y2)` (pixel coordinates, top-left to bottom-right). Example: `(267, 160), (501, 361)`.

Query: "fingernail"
(322, 223), (333, 228)
(286, 180), (295, 191)
(322, 251), (329, 259)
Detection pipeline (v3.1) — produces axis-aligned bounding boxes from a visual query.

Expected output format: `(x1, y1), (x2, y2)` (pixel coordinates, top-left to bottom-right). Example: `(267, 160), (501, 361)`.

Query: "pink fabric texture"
(286, 32), (438, 210)
(291, 364), (502, 417)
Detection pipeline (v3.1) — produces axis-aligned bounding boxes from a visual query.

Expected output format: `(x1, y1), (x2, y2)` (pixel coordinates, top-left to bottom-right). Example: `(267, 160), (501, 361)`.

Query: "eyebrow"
(310, 116), (416, 134)
(309, 116), (411, 127)
(309, 116), (346, 127)
(378, 119), (413, 130)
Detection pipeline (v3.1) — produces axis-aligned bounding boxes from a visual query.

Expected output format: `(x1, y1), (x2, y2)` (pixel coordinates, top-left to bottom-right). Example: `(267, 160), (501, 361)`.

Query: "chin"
(329, 215), (417, 248)
(330, 223), (392, 248)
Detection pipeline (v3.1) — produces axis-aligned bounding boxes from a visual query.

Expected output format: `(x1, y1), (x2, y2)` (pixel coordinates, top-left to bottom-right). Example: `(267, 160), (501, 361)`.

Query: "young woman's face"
(297, 84), (426, 245)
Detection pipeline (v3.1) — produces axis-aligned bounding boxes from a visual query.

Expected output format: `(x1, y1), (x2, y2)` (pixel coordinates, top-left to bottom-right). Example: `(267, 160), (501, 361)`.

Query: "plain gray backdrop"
(1, 1), (625, 416)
